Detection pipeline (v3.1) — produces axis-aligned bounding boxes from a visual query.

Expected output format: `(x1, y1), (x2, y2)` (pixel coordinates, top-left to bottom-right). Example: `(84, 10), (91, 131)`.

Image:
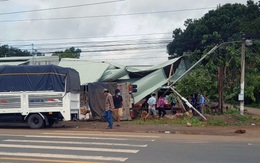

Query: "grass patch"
(133, 117), (205, 126)
(132, 108), (260, 127)
(207, 117), (229, 126)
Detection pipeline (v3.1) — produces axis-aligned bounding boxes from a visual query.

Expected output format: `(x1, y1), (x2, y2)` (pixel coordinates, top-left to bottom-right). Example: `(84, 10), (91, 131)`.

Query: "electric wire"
(0, 0), (125, 15)
(0, 33), (171, 42)
(0, 7), (216, 23)
(15, 41), (168, 52)
(9, 38), (171, 47)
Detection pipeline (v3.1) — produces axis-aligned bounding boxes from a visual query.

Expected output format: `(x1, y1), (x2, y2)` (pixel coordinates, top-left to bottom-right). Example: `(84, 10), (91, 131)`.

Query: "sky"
(0, 0), (247, 65)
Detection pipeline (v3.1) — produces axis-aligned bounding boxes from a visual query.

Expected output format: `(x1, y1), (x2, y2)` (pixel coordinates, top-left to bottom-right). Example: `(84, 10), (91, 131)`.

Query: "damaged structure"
(58, 57), (191, 120)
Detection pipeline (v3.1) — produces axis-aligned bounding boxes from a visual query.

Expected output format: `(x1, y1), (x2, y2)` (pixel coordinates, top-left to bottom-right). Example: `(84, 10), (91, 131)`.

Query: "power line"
(0, 0), (125, 16)
(0, 33), (171, 42)
(85, 56), (168, 61)
(9, 38), (171, 47)
(80, 53), (169, 60)
(12, 39), (170, 52)
(20, 43), (167, 52)
(41, 46), (167, 54)
(0, 7), (216, 23)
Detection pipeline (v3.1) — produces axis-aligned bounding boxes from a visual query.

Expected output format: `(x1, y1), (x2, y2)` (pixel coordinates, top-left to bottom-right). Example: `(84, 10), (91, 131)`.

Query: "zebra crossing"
(0, 131), (159, 162)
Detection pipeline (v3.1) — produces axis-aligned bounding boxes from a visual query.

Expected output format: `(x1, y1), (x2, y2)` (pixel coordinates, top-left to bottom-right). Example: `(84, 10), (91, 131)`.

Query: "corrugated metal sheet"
(0, 61), (28, 66)
(169, 58), (190, 83)
(131, 57), (190, 103)
(59, 59), (110, 85)
(125, 65), (153, 72)
(0, 56), (59, 65)
(100, 69), (128, 82)
(126, 57), (181, 73)
(0, 56), (31, 61)
(132, 68), (167, 103)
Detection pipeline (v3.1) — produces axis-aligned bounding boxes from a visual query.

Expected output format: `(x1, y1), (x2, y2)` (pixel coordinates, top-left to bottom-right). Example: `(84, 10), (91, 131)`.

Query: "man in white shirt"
(144, 92), (157, 121)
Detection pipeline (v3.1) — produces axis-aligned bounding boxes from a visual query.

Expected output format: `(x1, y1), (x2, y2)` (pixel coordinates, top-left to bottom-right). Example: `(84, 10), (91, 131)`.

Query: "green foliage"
(134, 117), (204, 126)
(224, 108), (238, 115)
(175, 67), (217, 100)
(167, 93), (176, 104)
(0, 45), (32, 57)
(52, 47), (82, 61)
(207, 117), (228, 126)
(167, 1), (260, 105)
(133, 113), (260, 126)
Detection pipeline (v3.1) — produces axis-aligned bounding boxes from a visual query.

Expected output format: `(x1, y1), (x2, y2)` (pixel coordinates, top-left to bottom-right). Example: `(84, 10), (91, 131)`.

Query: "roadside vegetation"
(167, 1), (260, 109)
(133, 108), (260, 127)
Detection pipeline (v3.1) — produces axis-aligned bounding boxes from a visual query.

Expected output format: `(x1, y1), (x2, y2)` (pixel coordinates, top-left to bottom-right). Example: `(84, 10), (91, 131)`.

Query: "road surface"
(0, 129), (259, 163)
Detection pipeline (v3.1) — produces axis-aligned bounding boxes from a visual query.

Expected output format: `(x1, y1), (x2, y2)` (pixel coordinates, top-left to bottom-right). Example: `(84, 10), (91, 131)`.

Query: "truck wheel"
(28, 114), (44, 129)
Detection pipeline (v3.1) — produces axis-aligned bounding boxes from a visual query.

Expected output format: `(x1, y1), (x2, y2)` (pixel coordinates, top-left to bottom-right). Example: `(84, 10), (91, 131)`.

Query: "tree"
(0, 45), (31, 57)
(167, 2), (260, 57)
(52, 47), (82, 60)
(167, 1), (260, 106)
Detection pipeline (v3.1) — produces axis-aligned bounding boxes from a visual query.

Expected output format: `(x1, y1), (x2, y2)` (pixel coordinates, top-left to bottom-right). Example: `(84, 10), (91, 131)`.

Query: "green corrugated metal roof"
(132, 68), (167, 103)
(126, 57), (181, 73)
(0, 61), (28, 66)
(131, 57), (190, 103)
(59, 58), (110, 85)
(100, 69), (128, 82)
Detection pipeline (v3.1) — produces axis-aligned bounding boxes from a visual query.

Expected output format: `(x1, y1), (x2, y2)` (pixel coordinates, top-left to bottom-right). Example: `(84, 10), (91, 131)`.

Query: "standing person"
(157, 94), (166, 118)
(199, 93), (205, 114)
(144, 92), (157, 121)
(102, 88), (114, 129)
(204, 95), (210, 107)
(190, 94), (197, 108)
(113, 89), (124, 127)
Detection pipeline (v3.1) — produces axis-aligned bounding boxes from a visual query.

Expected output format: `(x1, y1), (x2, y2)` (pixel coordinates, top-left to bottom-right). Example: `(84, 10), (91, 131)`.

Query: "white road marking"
(0, 144), (139, 153)
(0, 134), (155, 142)
(0, 152), (127, 162)
(173, 140), (209, 144)
(25, 135), (156, 142)
(4, 139), (147, 147)
(42, 132), (159, 138)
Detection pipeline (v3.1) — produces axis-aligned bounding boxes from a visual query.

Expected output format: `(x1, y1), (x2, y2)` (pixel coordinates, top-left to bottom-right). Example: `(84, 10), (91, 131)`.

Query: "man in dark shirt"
(113, 89), (124, 127)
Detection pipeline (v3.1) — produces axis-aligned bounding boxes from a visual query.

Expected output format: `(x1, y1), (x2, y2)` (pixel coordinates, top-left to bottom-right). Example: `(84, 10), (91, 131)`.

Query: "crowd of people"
(141, 92), (215, 120)
(102, 88), (217, 128)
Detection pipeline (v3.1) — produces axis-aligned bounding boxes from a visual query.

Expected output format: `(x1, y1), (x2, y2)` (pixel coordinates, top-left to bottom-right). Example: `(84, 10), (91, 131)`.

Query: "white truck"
(0, 65), (80, 129)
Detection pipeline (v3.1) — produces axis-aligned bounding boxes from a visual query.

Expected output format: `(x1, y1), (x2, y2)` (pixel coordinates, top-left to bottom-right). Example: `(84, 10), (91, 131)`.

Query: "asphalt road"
(0, 129), (259, 163)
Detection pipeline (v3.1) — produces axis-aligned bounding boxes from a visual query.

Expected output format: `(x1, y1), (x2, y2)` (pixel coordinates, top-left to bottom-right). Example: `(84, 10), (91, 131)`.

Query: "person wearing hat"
(113, 89), (124, 127)
(102, 88), (115, 129)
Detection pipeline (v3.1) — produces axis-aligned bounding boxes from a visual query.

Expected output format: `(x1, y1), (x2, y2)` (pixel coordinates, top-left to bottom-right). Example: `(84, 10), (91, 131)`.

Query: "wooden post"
(218, 66), (224, 114)
(168, 63), (174, 85)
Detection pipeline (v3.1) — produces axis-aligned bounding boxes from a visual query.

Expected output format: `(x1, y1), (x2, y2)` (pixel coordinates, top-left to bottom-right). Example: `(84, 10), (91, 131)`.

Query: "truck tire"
(28, 114), (44, 129)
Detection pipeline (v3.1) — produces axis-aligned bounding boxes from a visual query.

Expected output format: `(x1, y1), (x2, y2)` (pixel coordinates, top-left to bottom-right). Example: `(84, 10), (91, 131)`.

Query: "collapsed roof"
(59, 57), (190, 103)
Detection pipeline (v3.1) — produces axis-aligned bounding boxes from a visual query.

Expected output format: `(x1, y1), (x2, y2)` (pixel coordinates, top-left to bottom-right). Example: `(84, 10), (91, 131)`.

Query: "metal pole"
(240, 38), (246, 115)
(170, 87), (207, 120)
(169, 44), (220, 87)
(168, 41), (242, 87)
(32, 44), (35, 65)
